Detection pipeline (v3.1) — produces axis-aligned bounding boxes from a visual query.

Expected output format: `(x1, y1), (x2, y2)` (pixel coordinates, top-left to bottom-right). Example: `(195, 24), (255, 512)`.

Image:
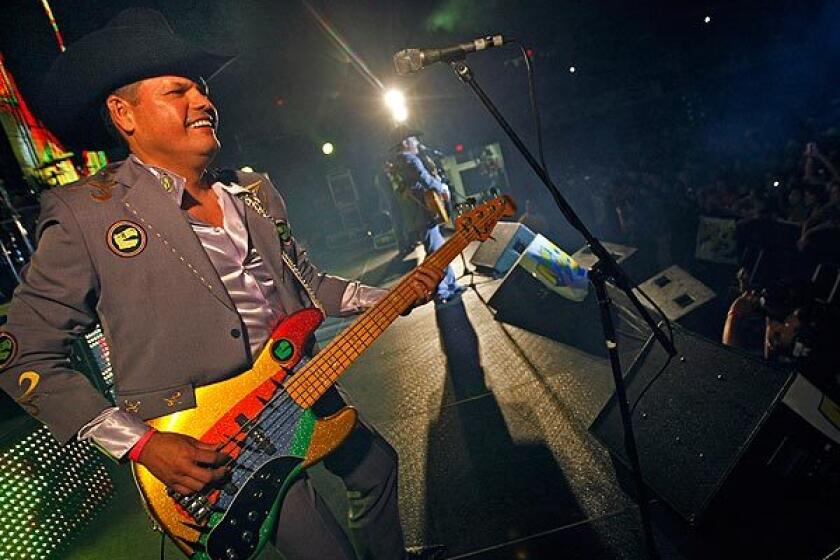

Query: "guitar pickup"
(235, 414), (277, 455)
(167, 488), (212, 524)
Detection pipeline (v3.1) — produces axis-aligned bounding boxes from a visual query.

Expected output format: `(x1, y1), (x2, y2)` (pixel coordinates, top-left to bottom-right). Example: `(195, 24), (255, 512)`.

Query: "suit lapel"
(119, 166), (236, 312)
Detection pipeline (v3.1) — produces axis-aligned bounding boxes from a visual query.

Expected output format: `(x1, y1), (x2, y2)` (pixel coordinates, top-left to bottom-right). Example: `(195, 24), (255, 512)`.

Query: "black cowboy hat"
(389, 124), (424, 149)
(37, 8), (235, 150)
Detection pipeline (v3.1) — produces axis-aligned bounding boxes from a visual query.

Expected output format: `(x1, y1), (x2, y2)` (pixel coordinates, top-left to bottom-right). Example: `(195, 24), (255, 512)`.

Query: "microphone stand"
(448, 58), (676, 560)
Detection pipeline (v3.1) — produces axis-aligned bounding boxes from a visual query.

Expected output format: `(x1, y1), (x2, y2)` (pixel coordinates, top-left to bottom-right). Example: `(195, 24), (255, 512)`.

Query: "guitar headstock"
(454, 195), (517, 241)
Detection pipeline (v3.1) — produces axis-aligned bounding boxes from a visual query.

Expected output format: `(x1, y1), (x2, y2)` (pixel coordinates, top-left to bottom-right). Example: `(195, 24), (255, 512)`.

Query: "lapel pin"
(107, 220), (148, 257)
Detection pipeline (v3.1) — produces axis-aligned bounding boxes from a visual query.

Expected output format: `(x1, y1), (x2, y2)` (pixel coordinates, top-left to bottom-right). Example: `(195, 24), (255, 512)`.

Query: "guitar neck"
(285, 230), (468, 408)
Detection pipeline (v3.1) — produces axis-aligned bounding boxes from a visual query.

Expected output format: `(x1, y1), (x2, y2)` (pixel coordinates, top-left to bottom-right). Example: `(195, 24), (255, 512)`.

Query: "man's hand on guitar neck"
(402, 264), (444, 315)
(137, 431), (230, 495)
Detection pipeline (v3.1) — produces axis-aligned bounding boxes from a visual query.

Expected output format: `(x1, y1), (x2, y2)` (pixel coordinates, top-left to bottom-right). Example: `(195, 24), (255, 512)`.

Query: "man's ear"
(106, 94), (136, 137)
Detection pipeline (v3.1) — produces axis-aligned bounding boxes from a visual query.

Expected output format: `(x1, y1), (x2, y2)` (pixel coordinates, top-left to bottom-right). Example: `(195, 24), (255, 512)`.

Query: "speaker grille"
(590, 324), (794, 523)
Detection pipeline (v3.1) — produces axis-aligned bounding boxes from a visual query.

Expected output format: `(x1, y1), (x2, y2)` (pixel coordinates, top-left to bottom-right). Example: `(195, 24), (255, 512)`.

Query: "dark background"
(2, 0), (840, 249)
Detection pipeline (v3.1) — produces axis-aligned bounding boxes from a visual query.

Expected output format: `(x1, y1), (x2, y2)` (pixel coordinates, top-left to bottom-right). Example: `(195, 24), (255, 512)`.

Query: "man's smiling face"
(127, 75), (220, 167)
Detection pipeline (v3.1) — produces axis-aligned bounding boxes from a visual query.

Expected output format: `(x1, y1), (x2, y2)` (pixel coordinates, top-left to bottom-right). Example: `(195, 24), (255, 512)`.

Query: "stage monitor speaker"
(628, 265), (722, 339)
(489, 251), (722, 355)
(470, 221), (535, 275)
(590, 324), (840, 525)
(487, 235), (612, 356)
(570, 240), (653, 283)
(571, 241), (636, 270)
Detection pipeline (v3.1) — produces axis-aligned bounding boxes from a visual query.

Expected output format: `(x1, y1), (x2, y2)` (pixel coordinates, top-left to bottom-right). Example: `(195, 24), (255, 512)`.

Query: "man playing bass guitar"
(0, 8), (446, 560)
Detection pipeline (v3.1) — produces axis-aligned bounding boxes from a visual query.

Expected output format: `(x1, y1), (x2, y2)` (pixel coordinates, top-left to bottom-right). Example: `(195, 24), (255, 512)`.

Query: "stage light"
(704, 15), (711, 23)
(384, 88), (409, 123)
(772, 180), (780, 187)
(569, 66), (576, 73)
(455, 143), (464, 153)
(322, 142), (335, 155)
(240, 166), (254, 173)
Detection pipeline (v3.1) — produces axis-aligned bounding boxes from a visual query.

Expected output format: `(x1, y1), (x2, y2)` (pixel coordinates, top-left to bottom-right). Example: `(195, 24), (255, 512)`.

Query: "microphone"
(393, 34), (506, 75)
(419, 143), (444, 156)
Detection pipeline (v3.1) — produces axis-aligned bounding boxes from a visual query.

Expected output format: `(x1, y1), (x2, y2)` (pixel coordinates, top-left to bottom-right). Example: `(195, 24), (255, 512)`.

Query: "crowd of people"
(541, 118), (840, 400)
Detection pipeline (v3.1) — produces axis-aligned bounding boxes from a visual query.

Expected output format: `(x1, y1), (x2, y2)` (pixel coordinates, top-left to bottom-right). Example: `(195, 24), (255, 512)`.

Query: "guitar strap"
(236, 191), (326, 315)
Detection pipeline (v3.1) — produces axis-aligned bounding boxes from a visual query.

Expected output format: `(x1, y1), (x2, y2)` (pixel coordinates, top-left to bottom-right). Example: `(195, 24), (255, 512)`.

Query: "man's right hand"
(136, 431), (229, 495)
(439, 184), (451, 202)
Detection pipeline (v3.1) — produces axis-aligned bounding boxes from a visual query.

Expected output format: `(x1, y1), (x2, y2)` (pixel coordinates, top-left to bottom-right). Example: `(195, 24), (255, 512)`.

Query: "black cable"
(629, 286), (675, 415)
(160, 531), (166, 560)
(512, 41), (548, 175)
(629, 352), (673, 416)
(508, 37), (676, 416)
(636, 285), (674, 343)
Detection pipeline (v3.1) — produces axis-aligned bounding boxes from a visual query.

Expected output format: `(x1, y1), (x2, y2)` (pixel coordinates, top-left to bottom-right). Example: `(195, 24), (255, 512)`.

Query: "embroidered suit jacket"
(0, 158), (349, 442)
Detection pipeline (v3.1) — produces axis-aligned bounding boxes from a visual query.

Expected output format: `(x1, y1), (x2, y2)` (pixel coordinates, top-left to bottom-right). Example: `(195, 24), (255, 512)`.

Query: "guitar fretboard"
(285, 230), (470, 408)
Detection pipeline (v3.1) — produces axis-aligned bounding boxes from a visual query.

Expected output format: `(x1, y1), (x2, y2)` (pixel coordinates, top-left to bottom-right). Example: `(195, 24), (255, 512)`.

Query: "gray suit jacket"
(0, 158), (350, 442)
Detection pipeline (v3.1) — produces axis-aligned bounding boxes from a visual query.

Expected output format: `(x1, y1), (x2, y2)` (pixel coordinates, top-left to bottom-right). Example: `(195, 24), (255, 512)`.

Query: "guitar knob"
(241, 530), (253, 543)
(225, 548), (238, 560)
(247, 510), (259, 522)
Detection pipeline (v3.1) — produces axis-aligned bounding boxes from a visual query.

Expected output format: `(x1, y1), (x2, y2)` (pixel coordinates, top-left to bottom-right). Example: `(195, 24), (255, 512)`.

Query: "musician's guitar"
(423, 189), (450, 225)
(132, 195), (516, 560)
(420, 151), (451, 225)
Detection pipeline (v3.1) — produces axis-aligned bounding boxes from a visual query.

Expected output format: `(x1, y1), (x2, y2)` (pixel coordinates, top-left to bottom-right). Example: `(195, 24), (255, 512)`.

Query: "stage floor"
(62, 241), (838, 560)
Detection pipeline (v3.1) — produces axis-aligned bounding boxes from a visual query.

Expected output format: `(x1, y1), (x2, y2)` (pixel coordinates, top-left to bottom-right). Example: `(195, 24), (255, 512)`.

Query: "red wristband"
(128, 428), (157, 462)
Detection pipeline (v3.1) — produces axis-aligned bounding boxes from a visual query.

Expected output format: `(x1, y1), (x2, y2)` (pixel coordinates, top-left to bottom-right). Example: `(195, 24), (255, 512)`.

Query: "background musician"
(388, 127), (465, 304)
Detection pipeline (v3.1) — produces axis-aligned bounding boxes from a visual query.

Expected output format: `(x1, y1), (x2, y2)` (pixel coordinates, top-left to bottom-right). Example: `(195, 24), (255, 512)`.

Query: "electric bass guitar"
(132, 195), (516, 560)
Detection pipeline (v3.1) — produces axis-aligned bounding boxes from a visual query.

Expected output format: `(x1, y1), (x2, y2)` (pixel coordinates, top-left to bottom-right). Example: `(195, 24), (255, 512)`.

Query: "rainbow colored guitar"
(132, 195), (516, 560)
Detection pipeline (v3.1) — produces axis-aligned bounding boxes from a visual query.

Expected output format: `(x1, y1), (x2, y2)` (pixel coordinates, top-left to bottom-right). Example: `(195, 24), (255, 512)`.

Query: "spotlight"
(384, 88), (409, 123)
(772, 180), (780, 187)
(704, 15), (711, 23)
(322, 142), (334, 156)
(569, 66), (576, 73)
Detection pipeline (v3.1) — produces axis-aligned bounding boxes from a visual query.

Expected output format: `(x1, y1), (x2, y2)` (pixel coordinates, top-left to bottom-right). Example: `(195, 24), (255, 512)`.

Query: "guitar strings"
(207, 229), (465, 457)
(190, 297), (410, 506)
(192, 233), (470, 508)
(191, 280), (419, 503)
(189, 225), (481, 505)
(211, 212), (485, 456)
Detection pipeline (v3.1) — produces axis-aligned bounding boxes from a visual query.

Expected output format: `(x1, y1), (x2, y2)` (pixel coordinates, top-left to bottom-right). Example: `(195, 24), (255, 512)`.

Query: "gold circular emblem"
(107, 220), (147, 257)
(0, 332), (18, 368)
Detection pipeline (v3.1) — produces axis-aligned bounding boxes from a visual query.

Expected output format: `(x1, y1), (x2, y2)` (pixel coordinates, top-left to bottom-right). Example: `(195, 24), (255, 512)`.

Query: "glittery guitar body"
(131, 195), (517, 560)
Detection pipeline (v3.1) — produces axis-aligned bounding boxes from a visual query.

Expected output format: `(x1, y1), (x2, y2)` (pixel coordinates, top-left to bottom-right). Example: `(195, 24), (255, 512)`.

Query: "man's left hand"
(403, 264), (444, 313)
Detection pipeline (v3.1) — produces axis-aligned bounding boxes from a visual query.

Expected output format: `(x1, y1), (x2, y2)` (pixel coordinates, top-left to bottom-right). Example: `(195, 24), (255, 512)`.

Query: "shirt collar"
(129, 154), (249, 206)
